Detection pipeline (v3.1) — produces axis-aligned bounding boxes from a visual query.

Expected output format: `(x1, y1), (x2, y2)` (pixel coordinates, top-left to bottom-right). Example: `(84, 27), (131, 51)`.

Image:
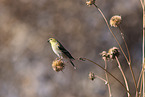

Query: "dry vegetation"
(0, 0), (143, 97)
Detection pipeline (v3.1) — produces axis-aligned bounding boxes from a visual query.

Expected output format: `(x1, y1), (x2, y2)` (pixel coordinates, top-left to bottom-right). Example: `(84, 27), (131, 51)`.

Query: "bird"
(48, 38), (76, 69)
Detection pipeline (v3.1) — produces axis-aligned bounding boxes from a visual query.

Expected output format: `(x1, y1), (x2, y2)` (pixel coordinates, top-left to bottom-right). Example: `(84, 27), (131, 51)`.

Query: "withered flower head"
(100, 51), (109, 60)
(89, 72), (96, 81)
(108, 47), (120, 59)
(86, 0), (95, 6)
(52, 59), (65, 72)
(110, 15), (122, 27)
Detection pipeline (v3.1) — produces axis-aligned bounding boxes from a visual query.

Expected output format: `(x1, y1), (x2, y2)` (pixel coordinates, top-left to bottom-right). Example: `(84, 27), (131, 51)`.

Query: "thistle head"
(52, 59), (65, 72)
(110, 15), (122, 27)
(100, 51), (110, 60)
(86, 0), (96, 6)
(108, 47), (120, 59)
(88, 72), (96, 81)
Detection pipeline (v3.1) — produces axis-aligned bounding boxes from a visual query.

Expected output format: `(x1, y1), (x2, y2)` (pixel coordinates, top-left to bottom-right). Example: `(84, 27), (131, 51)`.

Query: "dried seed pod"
(52, 59), (65, 72)
(110, 15), (122, 27)
(108, 47), (120, 59)
(89, 72), (96, 81)
(86, 0), (95, 6)
(100, 51), (109, 60)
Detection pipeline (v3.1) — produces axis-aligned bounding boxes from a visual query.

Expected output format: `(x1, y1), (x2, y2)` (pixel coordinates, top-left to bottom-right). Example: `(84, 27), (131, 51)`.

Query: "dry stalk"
(140, 0), (144, 8)
(92, 3), (137, 92)
(104, 59), (112, 97)
(118, 26), (131, 64)
(142, 0), (145, 96)
(115, 56), (130, 97)
(95, 74), (107, 83)
(137, 68), (143, 97)
(79, 57), (131, 97)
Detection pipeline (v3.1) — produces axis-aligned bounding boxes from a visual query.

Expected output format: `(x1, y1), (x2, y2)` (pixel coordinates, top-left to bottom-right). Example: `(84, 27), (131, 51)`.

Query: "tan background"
(0, 0), (142, 97)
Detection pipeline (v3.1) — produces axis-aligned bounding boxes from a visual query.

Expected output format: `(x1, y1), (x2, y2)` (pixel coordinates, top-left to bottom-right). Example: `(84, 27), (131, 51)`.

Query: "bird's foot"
(56, 57), (63, 61)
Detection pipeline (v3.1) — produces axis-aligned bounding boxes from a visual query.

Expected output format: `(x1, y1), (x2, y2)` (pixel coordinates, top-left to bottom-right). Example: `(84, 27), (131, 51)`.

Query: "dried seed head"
(89, 72), (96, 81)
(100, 51), (109, 60)
(110, 15), (122, 27)
(52, 59), (65, 72)
(86, 0), (95, 6)
(108, 47), (120, 59)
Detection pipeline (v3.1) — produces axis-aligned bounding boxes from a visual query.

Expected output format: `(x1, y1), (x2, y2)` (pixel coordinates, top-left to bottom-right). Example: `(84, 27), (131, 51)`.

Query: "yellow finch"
(48, 38), (76, 69)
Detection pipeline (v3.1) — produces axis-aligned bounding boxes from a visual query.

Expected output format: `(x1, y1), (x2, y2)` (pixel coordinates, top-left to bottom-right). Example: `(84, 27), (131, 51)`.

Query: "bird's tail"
(70, 60), (76, 69)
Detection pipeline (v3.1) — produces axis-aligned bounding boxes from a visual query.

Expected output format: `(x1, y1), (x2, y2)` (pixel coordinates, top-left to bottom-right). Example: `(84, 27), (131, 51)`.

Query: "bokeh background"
(0, 0), (143, 97)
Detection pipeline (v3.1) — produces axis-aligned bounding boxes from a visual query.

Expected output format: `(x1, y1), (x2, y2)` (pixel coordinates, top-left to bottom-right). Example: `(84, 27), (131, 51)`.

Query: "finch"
(48, 38), (76, 69)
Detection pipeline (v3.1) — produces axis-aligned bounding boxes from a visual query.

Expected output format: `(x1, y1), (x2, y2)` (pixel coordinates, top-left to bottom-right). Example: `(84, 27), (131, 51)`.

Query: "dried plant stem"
(104, 59), (112, 97)
(93, 3), (137, 92)
(118, 26), (131, 63)
(93, 4), (129, 64)
(142, 0), (145, 96)
(139, 75), (143, 97)
(140, 0), (144, 8)
(138, 69), (143, 89)
(137, 68), (143, 97)
(115, 56), (130, 97)
(94, 74), (107, 83)
(79, 57), (131, 97)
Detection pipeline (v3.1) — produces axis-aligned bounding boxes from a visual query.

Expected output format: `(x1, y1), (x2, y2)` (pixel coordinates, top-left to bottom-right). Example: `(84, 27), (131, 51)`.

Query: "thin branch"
(136, 68), (143, 97)
(140, 0), (144, 8)
(93, 4), (129, 64)
(139, 75), (143, 97)
(115, 56), (130, 97)
(118, 26), (131, 64)
(142, 0), (145, 96)
(79, 57), (132, 97)
(92, 3), (137, 92)
(137, 69), (143, 89)
(104, 59), (112, 97)
(137, 68), (143, 97)
(94, 74), (107, 83)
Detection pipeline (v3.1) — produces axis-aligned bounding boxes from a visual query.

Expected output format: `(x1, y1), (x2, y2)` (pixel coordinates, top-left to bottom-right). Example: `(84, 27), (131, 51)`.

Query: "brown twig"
(79, 57), (131, 96)
(142, 1), (145, 96)
(139, 75), (143, 97)
(140, 0), (144, 8)
(94, 74), (107, 83)
(137, 68), (143, 97)
(92, 3), (137, 92)
(104, 59), (112, 97)
(118, 26), (131, 64)
(115, 56), (130, 97)
(93, 4), (129, 64)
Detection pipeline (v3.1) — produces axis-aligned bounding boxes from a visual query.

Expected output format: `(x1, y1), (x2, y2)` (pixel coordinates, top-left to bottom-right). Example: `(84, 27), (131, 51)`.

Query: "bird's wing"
(58, 42), (74, 60)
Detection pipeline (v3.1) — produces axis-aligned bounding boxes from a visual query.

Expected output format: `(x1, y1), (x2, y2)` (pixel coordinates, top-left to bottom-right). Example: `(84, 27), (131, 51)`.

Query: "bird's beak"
(48, 39), (50, 42)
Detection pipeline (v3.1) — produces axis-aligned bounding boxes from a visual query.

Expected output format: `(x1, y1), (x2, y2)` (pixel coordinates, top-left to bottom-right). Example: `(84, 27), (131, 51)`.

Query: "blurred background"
(0, 0), (143, 97)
